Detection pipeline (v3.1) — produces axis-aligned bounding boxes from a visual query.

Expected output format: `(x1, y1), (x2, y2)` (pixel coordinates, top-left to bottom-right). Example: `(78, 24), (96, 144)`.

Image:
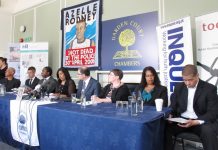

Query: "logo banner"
(156, 16), (194, 98)
(61, 0), (101, 68)
(101, 12), (158, 70)
(195, 12), (218, 88)
(10, 100), (54, 146)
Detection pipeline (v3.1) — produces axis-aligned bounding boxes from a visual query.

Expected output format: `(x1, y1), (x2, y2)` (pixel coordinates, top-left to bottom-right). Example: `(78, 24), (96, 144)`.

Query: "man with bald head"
(0, 67), (21, 92)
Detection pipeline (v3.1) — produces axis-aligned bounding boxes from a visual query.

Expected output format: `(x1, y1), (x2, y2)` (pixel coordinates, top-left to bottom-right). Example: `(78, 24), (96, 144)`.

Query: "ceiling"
(0, 0), (18, 13)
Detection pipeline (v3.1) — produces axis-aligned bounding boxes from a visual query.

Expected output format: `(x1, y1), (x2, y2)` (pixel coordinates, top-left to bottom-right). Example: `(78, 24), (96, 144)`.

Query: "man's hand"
(178, 119), (200, 128)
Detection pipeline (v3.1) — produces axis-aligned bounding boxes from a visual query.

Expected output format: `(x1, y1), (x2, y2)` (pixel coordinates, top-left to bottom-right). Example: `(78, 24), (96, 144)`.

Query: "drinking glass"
(131, 100), (138, 116)
(137, 99), (144, 112)
(128, 96), (133, 108)
(91, 95), (97, 106)
(71, 93), (77, 103)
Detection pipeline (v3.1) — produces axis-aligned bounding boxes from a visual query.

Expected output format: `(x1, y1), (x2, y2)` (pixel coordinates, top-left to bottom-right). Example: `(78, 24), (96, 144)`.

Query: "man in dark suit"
(165, 64), (218, 150)
(76, 67), (101, 100)
(37, 66), (58, 94)
(25, 66), (40, 90)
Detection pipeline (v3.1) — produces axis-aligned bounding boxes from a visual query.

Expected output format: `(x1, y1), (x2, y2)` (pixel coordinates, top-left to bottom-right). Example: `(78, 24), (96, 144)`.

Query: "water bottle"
(81, 97), (86, 108)
(0, 84), (6, 96)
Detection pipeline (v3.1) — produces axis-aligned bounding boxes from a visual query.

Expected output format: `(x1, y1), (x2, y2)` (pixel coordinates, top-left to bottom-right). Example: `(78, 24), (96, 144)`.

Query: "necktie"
(29, 79), (32, 85)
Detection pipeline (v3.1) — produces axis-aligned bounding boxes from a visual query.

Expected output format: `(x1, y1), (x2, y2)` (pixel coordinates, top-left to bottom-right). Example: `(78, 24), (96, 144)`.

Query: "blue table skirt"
(0, 93), (22, 148)
(38, 103), (170, 150)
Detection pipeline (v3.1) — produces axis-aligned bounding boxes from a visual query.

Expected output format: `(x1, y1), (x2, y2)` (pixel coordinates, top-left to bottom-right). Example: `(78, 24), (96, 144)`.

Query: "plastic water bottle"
(0, 84), (6, 96)
(81, 97), (86, 108)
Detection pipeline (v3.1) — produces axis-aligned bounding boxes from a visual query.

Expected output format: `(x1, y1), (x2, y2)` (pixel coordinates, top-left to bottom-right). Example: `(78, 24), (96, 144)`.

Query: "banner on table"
(10, 100), (54, 146)
(195, 12), (218, 87)
(20, 43), (48, 85)
(156, 16), (194, 98)
(101, 12), (158, 70)
(61, 0), (101, 68)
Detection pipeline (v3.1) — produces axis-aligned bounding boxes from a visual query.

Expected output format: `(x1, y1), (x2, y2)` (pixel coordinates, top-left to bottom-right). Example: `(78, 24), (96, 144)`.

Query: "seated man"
(37, 66), (58, 94)
(0, 67), (20, 92)
(25, 66), (40, 90)
(165, 64), (218, 150)
(76, 67), (101, 100)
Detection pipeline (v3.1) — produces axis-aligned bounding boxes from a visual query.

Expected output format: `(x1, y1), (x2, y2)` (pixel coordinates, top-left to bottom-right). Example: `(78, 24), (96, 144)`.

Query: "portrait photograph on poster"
(61, 0), (101, 69)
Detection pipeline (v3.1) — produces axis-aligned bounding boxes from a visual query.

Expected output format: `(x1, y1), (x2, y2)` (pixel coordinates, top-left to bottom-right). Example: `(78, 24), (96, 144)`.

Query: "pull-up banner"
(156, 16), (194, 98)
(195, 12), (218, 87)
(61, 0), (101, 68)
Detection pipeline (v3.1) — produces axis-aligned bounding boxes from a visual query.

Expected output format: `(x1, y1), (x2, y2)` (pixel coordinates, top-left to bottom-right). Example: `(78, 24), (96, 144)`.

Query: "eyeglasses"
(108, 73), (116, 77)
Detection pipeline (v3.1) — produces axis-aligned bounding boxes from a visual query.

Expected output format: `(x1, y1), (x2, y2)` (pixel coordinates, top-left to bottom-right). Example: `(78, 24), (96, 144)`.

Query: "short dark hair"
(182, 64), (198, 77)
(110, 69), (123, 80)
(140, 66), (160, 87)
(79, 67), (90, 76)
(44, 66), (53, 76)
(28, 66), (36, 72)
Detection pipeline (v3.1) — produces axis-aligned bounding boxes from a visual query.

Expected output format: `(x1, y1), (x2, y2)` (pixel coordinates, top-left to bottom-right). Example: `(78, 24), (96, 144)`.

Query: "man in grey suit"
(37, 66), (58, 94)
(76, 67), (101, 101)
(165, 64), (218, 150)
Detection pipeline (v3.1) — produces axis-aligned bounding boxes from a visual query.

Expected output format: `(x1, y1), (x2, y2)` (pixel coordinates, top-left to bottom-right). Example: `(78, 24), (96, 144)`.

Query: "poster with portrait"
(61, 0), (101, 68)
(101, 12), (158, 71)
(195, 12), (218, 88)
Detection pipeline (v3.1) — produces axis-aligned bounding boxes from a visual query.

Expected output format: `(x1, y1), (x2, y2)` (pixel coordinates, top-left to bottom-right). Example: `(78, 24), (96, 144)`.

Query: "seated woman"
(54, 67), (76, 98)
(134, 66), (168, 107)
(95, 69), (130, 103)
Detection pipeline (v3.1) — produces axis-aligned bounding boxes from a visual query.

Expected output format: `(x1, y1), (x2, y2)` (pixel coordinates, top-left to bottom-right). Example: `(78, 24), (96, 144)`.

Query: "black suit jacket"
(99, 83), (130, 103)
(25, 77), (40, 90)
(135, 85), (168, 107)
(170, 79), (218, 123)
(0, 77), (21, 92)
(77, 77), (101, 100)
(39, 76), (58, 94)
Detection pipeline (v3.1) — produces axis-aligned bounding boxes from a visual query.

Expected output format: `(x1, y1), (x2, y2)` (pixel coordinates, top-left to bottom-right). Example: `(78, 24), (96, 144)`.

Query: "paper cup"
(155, 99), (163, 111)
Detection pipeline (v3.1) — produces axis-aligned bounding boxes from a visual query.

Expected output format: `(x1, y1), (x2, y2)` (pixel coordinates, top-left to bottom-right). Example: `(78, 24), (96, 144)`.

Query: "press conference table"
(1, 94), (170, 150)
(38, 102), (170, 150)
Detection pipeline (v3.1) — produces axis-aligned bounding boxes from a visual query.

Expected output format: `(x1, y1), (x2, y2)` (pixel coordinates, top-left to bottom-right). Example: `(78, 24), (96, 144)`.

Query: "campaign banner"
(195, 12), (218, 87)
(61, 0), (100, 68)
(101, 12), (158, 71)
(156, 16), (193, 97)
(20, 43), (48, 85)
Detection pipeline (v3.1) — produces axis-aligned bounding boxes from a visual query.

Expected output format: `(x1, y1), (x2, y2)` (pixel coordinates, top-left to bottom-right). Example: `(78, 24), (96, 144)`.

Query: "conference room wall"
(163, 0), (218, 63)
(12, 0), (61, 74)
(11, 0), (218, 86)
(0, 12), (12, 57)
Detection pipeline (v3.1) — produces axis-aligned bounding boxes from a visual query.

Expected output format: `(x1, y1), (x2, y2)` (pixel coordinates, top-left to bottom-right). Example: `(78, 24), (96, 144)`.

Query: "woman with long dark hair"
(135, 66), (168, 107)
(54, 67), (76, 98)
(0, 57), (8, 80)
